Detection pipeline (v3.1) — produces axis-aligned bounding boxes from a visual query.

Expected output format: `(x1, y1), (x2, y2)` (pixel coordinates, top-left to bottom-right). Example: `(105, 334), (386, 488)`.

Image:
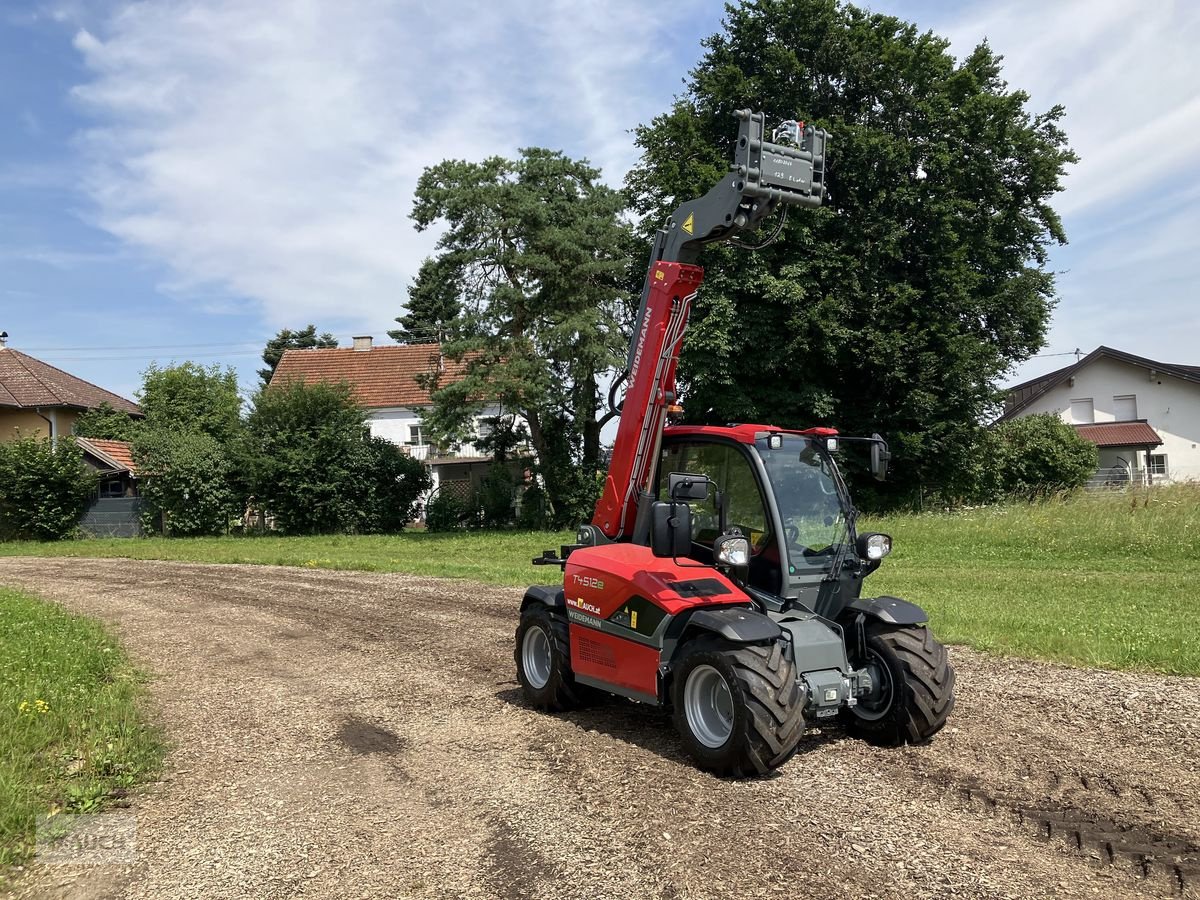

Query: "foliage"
(477, 465), (516, 528)
(359, 435), (433, 533)
(626, 0), (1076, 505)
(388, 256), (463, 345)
(258, 324), (338, 386)
(240, 380), (429, 534)
(134, 428), (237, 537)
(424, 490), (471, 533)
(72, 402), (140, 442)
(516, 483), (550, 530)
(407, 147), (634, 527)
(138, 362), (242, 443)
(0, 587), (162, 869)
(991, 413), (1098, 497)
(0, 436), (94, 541)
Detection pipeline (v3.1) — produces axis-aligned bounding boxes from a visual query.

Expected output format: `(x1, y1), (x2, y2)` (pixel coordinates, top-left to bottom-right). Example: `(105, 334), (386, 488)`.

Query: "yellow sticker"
(631, 610), (638, 630)
(682, 212), (694, 235)
(655, 269), (665, 280)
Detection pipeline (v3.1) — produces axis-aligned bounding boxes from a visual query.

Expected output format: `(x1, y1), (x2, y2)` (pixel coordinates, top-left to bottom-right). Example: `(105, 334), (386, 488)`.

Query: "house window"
(1113, 395), (1137, 421)
(99, 478), (125, 499)
(1069, 398), (1094, 424)
(1148, 454), (1168, 477)
(407, 425), (425, 446)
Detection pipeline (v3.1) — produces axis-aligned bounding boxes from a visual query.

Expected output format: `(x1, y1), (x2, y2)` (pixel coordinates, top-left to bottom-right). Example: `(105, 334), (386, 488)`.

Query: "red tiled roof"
(1073, 421), (1162, 448)
(0, 349), (142, 415)
(76, 438), (138, 474)
(270, 343), (469, 408)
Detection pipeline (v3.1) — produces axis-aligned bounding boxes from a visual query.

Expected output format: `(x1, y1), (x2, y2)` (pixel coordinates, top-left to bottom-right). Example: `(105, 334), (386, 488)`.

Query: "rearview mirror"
(668, 472), (710, 501)
(869, 434), (891, 482)
(650, 501), (692, 558)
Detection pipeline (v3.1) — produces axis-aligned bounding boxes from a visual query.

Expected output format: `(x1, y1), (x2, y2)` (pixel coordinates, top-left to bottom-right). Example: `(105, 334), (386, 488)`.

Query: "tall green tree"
(407, 148), (634, 525)
(73, 401), (141, 442)
(138, 362), (242, 443)
(134, 429), (237, 536)
(627, 0), (1076, 504)
(259, 325), (338, 386)
(388, 256), (463, 345)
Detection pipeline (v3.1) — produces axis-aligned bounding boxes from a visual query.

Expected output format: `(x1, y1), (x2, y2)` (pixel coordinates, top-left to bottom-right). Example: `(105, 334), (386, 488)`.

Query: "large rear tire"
(515, 605), (592, 711)
(842, 623), (955, 746)
(671, 638), (805, 777)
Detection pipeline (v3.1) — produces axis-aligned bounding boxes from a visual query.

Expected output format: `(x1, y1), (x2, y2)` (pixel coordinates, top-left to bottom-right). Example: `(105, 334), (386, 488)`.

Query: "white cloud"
(69, 0), (706, 333)
(937, 0), (1200, 219)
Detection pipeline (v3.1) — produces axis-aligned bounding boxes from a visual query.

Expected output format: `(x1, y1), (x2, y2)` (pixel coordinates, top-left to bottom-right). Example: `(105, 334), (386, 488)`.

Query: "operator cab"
(656, 426), (868, 613)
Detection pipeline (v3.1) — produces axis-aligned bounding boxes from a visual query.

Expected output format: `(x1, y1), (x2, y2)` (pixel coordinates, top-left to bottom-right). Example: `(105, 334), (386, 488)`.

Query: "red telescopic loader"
(516, 111), (955, 776)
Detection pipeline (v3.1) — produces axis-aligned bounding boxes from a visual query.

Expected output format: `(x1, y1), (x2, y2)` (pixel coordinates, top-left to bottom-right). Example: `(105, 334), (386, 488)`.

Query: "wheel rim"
(852, 649), (895, 722)
(522, 624), (553, 690)
(684, 664), (735, 748)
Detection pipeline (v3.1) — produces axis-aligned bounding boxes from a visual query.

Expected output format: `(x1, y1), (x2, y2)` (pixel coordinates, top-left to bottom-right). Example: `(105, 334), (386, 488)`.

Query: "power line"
(32, 351), (265, 362)
(19, 341), (265, 352)
(1031, 347), (1083, 361)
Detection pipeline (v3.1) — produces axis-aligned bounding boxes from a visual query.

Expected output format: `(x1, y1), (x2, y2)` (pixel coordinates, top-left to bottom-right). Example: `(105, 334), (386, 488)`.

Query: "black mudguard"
(845, 595), (928, 626)
(683, 607), (782, 644)
(521, 585), (565, 612)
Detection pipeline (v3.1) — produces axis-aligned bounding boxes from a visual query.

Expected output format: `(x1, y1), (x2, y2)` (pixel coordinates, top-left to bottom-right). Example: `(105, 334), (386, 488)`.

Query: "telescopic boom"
(591, 110), (830, 543)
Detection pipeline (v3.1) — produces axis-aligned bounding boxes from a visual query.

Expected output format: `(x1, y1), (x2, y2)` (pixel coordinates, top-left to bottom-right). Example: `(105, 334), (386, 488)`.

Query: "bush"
(0, 436), (95, 541)
(516, 483), (549, 530)
(424, 490), (470, 532)
(241, 381), (430, 534)
(134, 428), (237, 536)
(358, 436), (432, 533)
(992, 414), (1099, 498)
(477, 465), (516, 528)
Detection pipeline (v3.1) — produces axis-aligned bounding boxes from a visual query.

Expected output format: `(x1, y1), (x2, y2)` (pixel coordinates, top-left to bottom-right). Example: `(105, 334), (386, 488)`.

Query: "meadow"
(2, 485), (1197, 675)
(0, 587), (162, 873)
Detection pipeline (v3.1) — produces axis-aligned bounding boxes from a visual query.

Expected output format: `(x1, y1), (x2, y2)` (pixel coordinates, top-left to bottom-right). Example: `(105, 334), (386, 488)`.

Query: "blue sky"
(2, 0), (1199, 403)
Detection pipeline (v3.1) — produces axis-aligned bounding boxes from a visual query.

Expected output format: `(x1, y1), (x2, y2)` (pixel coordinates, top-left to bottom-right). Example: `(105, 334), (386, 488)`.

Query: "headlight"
(714, 534), (750, 567)
(862, 533), (892, 561)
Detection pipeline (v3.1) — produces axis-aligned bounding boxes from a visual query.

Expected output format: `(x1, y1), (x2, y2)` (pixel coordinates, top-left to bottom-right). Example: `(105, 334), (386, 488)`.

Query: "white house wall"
(1017, 357), (1200, 481)
(366, 404), (515, 451)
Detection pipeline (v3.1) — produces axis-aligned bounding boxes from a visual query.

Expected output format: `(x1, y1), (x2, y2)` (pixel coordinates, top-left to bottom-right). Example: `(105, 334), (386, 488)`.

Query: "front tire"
(842, 623), (955, 746)
(671, 639), (806, 777)
(515, 605), (591, 711)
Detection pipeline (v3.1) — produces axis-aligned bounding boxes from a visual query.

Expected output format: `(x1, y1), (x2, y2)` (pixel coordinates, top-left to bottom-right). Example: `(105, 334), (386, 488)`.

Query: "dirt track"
(2, 557), (1198, 900)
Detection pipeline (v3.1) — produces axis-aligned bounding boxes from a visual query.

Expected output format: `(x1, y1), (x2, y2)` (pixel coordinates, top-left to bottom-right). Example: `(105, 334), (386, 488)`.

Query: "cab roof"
(664, 424), (838, 444)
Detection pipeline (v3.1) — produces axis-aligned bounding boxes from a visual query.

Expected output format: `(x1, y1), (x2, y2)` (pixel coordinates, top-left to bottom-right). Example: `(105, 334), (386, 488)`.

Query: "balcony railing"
(403, 441), (533, 462)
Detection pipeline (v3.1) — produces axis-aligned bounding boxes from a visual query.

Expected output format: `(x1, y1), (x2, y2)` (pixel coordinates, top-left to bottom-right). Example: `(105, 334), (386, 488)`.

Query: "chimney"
(352, 335), (373, 351)
(0, 331), (8, 347)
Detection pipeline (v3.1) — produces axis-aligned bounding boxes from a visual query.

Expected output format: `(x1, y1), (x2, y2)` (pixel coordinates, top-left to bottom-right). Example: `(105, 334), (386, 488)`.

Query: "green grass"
(0, 531), (577, 586)
(862, 484), (1200, 676)
(0, 587), (163, 873)
(2, 484), (1198, 675)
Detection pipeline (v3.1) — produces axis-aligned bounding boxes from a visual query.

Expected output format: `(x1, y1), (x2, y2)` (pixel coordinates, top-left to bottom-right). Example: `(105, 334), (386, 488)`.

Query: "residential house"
(0, 342), (142, 442)
(270, 336), (527, 503)
(77, 438), (142, 537)
(1001, 346), (1200, 484)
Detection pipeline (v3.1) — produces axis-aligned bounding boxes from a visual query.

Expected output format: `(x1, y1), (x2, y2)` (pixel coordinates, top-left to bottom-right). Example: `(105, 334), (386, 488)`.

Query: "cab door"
(656, 438), (781, 595)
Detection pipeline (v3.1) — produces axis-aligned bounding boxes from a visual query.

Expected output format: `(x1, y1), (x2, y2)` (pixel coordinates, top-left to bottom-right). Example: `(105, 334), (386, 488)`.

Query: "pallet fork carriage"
(516, 111), (955, 776)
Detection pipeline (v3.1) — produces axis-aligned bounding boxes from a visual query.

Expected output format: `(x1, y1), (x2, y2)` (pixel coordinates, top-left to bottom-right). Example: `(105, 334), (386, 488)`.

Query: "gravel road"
(2, 557), (1197, 900)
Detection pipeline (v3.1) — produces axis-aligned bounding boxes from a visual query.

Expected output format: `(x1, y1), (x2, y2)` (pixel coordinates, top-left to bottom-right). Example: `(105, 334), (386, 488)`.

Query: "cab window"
(657, 440), (781, 591)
